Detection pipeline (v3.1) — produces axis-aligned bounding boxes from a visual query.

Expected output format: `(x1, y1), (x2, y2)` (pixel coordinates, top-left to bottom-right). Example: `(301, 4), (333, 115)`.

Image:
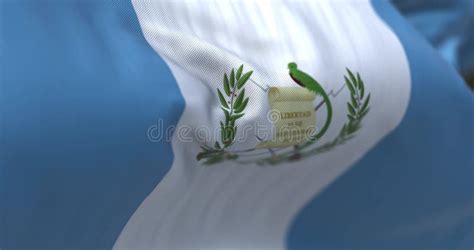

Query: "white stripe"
(115, 1), (410, 249)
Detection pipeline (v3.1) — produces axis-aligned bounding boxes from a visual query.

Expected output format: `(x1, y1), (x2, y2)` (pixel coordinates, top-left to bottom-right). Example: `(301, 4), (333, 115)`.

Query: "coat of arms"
(197, 62), (371, 166)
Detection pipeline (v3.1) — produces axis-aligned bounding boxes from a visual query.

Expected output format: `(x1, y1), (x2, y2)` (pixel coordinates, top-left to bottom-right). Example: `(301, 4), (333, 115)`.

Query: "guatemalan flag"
(1, 1), (473, 249)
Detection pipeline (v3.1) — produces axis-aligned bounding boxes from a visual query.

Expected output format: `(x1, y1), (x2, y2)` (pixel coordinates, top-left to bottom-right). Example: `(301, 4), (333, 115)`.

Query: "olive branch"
(197, 65), (253, 164)
(217, 64), (253, 148)
(339, 68), (370, 140)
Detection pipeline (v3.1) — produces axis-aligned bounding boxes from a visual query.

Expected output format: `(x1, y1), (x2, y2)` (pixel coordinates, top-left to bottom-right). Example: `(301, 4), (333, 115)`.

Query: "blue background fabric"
(392, 0), (474, 75)
(0, 1), (184, 249)
(288, 1), (473, 250)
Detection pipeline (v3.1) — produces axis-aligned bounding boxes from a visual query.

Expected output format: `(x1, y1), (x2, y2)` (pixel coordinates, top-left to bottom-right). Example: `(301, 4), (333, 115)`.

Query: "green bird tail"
(288, 62), (333, 140)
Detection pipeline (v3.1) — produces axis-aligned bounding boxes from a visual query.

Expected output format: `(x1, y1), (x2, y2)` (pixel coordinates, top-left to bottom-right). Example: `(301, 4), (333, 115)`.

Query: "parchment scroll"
(257, 87), (316, 148)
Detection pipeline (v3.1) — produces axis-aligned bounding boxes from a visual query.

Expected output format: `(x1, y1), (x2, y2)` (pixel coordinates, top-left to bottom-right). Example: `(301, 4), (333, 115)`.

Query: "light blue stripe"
(0, 1), (184, 249)
(287, 1), (473, 250)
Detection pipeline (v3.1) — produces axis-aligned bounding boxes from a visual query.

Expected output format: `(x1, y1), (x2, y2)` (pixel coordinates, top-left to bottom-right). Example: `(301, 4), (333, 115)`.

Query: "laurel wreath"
(196, 65), (253, 164)
(197, 67), (370, 166)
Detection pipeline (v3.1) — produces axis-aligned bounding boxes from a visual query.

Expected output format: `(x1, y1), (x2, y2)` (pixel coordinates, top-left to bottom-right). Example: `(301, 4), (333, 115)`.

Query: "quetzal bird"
(288, 62), (333, 139)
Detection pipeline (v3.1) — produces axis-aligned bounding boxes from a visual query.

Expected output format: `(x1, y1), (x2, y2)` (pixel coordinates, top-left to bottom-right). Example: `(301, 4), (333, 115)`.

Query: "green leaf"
(347, 103), (356, 115)
(345, 76), (356, 96)
(220, 124), (225, 144)
(204, 154), (225, 165)
(196, 152), (203, 161)
(347, 114), (356, 121)
(357, 73), (365, 98)
(220, 121), (225, 139)
(222, 127), (229, 143)
(229, 69), (235, 88)
(360, 94), (370, 113)
(231, 126), (237, 141)
(237, 70), (253, 89)
(224, 126), (233, 146)
(343, 134), (356, 141)
(356, 73), (362, 89)
(346, 68), (358, 89)
(223, 73), (231, 96)
(340, 124), (348, 134)
(234, 89), (245, 109)
(231, 113), (245, 121)
(351, 94), (358, 108)
(347, 124), (358, 134)
(217, 89), (229, 109)
(360, 107), (370, 119)
(222, 108), (230, 122)
(197, 151), (214, 161)
(235, 97), (248, 113)
(353, 123), (362, 132)
(236, 65), (243, 80)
